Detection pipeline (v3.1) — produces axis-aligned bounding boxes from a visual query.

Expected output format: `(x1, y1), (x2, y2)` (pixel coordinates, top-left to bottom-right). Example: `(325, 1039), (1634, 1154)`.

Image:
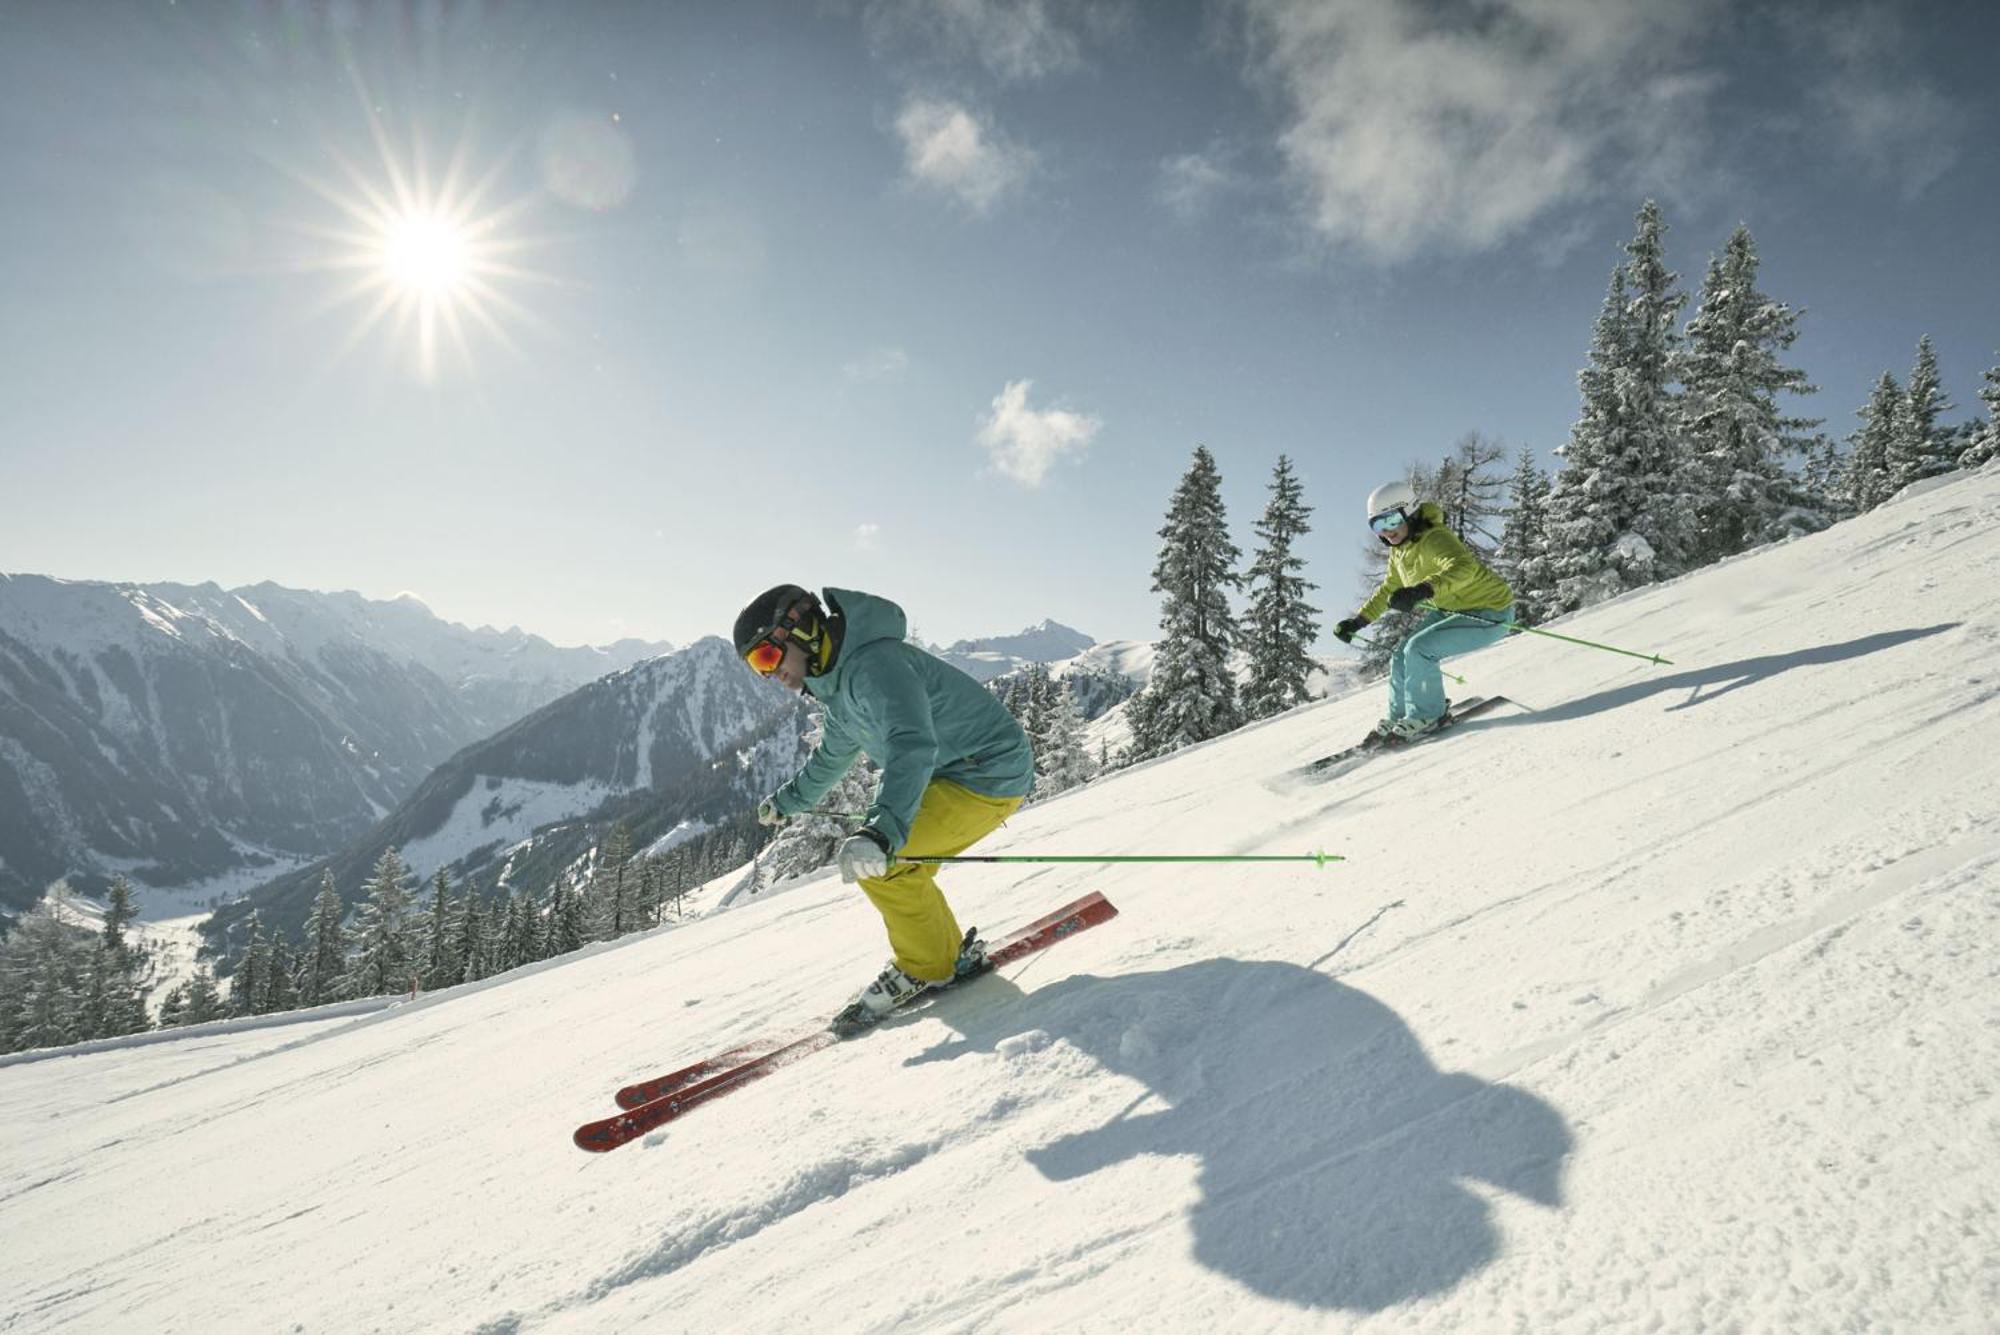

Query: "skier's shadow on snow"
(912, 958), (1572, 1313)
(1491, 624), (1956, 724)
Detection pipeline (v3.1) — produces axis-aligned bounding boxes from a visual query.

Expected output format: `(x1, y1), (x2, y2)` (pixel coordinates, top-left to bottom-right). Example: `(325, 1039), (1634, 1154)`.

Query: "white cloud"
(843, 347), (911, 382)
(854, 523), (882, 551)
(975, 380), (1101, 487)
(1232, 0), (1722, 261)
(1793, 4), (1958, 198)
(1156, 146), (1246, 221)
(894, 96), (1037, 213)
(863, 0), (1128, 83)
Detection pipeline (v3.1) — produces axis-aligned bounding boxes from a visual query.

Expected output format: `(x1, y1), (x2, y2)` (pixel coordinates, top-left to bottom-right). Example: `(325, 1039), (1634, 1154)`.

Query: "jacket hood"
(814, 587), (907, 692)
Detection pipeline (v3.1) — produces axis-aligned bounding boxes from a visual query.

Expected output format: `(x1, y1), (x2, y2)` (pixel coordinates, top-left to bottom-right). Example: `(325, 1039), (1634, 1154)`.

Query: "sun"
(287, 106), (545, 382)
(381, 213), (473, 295)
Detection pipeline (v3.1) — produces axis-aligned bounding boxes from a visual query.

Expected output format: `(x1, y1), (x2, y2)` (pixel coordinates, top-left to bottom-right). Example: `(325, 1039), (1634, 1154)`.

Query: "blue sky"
(2, 0), (1994, 651)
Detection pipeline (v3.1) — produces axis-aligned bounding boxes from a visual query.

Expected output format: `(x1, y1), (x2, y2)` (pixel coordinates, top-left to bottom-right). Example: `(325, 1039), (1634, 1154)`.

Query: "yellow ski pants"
(858, 778), (1024, 982)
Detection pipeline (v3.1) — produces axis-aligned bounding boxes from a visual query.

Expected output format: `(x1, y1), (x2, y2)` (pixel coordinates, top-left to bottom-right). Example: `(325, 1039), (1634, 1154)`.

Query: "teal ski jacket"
(770, 588), (1034, 851)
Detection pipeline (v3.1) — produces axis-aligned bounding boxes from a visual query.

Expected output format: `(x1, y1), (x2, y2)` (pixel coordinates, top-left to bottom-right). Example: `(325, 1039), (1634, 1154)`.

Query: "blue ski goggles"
(1369, 508), (1409, 534)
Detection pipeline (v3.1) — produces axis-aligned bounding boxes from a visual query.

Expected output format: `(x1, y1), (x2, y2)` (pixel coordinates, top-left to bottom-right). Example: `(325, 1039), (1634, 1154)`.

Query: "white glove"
(756, 797), (784, 827)
(836, 830), (892, 883)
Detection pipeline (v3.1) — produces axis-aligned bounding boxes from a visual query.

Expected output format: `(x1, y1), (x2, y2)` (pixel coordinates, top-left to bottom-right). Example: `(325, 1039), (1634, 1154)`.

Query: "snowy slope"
(3, 467), (1998, 1331)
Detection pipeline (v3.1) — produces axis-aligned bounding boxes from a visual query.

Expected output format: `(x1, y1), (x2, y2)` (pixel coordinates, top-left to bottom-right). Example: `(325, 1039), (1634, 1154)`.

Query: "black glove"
(1387, 582), (1435, 614)
(1334, 617), (1368, 645)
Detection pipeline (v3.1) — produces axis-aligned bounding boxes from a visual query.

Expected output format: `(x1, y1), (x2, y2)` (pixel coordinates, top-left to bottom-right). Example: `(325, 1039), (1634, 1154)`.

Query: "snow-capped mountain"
(211, 636), (803, 941)
(934, 618), (1097, 681)
(0, 574), (668, 913)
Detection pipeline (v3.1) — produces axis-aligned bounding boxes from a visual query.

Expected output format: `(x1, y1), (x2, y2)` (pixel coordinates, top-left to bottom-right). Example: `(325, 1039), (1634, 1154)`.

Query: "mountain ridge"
(0, 574), (669, 913)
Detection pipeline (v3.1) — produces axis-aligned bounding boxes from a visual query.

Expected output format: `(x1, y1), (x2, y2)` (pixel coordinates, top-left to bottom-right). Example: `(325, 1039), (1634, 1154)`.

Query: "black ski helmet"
(733, 584), (829, 671)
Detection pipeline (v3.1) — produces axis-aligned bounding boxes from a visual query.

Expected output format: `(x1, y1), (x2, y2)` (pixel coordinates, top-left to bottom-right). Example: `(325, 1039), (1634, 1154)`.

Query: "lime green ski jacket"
(1356, 502), (1514, 621)
(772, 588), (1034, 851)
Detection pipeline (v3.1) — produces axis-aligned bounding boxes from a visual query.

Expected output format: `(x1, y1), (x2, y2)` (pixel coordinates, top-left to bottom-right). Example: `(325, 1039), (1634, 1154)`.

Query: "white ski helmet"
(1365, 481), (1418, 524)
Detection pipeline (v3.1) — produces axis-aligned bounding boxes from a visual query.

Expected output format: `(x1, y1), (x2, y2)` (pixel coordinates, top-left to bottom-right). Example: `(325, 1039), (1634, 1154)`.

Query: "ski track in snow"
(4, 467), (2000, 1331)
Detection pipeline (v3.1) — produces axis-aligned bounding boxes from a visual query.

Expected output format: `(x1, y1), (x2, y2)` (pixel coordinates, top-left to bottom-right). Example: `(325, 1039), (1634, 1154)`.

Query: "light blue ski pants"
(1387, 604), (1515, 722)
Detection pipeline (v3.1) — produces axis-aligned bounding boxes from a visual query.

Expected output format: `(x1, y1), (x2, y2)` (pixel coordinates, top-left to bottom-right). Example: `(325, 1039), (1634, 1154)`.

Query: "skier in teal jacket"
(734, 585), (1034, 1032)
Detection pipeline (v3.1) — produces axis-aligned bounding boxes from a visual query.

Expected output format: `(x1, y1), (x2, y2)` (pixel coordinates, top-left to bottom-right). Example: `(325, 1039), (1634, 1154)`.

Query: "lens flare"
(283, 88), (549, 383)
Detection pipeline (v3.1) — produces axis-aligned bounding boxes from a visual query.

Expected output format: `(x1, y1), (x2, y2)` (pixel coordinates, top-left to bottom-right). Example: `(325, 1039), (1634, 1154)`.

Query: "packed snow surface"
(4, 468), (1999, 1331)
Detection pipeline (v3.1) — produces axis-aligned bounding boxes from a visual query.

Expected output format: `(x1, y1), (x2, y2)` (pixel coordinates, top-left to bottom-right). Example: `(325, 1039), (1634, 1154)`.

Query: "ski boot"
(1384, 710), (1449, 743)
(830, 959), (930, 1037)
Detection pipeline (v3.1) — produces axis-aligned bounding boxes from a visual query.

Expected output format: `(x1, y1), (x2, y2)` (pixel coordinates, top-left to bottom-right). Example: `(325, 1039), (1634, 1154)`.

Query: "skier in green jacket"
(1333, 481), (1516, 740)
(733, 584), (1035, 1033)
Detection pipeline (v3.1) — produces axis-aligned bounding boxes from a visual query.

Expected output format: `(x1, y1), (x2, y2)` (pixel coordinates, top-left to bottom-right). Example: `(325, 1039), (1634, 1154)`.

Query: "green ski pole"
(899, 851), (1343, 869)
(1418, 602), (1673, 666)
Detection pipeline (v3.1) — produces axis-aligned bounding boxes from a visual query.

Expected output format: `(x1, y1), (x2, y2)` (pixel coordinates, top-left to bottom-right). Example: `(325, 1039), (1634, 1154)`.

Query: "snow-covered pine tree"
(589, 824), (637, 941)
(992, 663), (1055, 751)
(1963, 358), (2000, 469)
(1127, 445), (1244, 759)
(1033, 677), (1093, 797)
(1802, 433), (1852, 522)
(74, 943), (114, 1041)
(1845, 372), (1903, 513)
(1497, 449), (1554, 625)
(1030, 665), (1061, 748)
(0, 900), (88, 1052)
(419, 871), (459, 989)
(264, 937), (298, 1013)
(1890, 336), (1955, 489)
(92, 876), (148, 1037)
(1242, 454), (1322, 720)
(348, 849), (418, 997)
(547, 878), (588, 957)
(297, 870), (348, 1007)
(102, 875), (139, 969)
(988, 671), (1021, 721)
(1542, 269), (1630, 608)
(1058, 661), (1138, 720)
(634, 859), (662, 928)
(156, 983), (187, 1029)
(1, 904), (77, 1051)
(1117, 683), (1163, 764)
(536, 885), (562, 959)
(233, 912), (273, 1017)
(1679, 224), (1826, 560)
(1544, 202), (1699, 610)
(448, 881), (486, 984)
(178, 966), (223, 1026)
(502, 891), (540, 970)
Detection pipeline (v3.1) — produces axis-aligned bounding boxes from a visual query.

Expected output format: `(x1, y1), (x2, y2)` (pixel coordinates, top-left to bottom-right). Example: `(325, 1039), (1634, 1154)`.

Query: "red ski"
(575, 890), (1119, 1153)
(611, 1043), (775, 1110)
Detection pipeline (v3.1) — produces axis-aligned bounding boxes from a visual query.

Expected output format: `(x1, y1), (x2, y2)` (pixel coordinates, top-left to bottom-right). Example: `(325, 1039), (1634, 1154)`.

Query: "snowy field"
(3, 466), (1997, 1332)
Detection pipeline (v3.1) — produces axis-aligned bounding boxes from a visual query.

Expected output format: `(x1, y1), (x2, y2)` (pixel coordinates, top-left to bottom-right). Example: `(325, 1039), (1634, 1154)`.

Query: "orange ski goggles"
(743, 635), (789, 675)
